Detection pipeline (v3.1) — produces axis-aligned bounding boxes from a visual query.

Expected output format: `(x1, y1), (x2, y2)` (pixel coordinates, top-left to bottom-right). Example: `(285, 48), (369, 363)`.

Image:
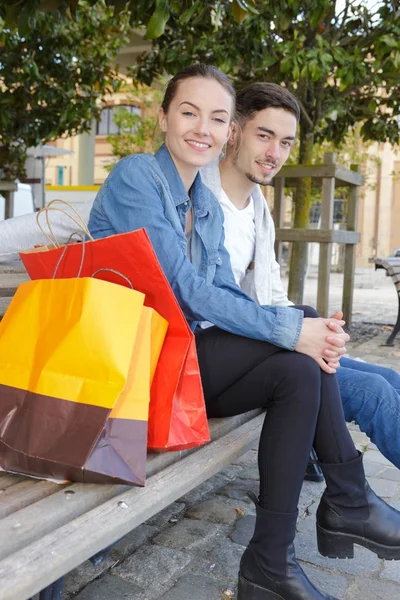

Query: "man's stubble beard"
(245, 172), (272, 186)
(231, 153), (274, 187)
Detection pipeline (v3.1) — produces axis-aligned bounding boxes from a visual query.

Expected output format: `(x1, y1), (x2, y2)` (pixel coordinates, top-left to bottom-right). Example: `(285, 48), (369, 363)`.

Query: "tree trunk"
(287, 127), (314, 303)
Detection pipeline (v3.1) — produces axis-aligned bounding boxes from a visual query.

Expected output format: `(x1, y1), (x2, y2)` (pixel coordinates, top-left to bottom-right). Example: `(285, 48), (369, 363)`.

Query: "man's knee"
(293, 304), (319, 319)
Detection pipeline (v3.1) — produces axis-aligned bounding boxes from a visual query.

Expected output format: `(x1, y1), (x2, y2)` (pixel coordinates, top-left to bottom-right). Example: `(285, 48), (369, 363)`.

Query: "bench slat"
(0, 481), (124, 561)
(0, 411), (262, 560)
(0, 475), (26, 490)
(0, 296), (11, 317)
(0, 273), (29, 291)
(0, 480), (61, 519)
(0, 413), (263, 600)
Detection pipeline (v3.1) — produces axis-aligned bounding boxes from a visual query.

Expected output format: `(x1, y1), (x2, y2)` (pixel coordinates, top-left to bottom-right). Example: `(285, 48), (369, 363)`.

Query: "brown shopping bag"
(0, 273), (168, 485)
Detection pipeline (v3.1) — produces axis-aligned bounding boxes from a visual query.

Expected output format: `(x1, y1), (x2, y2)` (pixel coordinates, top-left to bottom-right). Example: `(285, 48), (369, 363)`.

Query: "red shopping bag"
(20, 229), (210, 451)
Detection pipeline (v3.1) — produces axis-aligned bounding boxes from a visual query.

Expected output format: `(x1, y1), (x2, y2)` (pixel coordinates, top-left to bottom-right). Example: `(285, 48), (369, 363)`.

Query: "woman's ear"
(227, 122), (238, 147)
(158, 108), (167, 133)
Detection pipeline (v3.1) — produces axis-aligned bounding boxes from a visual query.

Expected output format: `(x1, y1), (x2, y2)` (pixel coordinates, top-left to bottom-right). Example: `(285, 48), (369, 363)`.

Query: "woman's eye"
(214, 118), (227, 124)
(182, 111), (195, 117)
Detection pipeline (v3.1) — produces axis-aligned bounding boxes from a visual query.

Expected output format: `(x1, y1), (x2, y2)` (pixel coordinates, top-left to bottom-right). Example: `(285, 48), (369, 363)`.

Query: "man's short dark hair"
(236, 82), (300, 124)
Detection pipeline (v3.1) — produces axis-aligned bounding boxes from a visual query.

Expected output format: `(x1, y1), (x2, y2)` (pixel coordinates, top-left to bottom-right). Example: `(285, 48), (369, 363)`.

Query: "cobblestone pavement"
(63, 269), (400, 600)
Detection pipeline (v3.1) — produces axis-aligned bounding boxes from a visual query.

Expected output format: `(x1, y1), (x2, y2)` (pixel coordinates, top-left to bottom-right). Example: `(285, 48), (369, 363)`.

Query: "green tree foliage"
(0, 0), (258, 39)
(130, 0), (400, 302)
(105, 84), (163, 170)
(0, 0), (131, 180)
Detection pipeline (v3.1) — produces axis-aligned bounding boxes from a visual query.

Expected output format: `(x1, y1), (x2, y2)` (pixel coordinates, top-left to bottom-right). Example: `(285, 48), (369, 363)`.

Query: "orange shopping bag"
(20, 216), (210, 451)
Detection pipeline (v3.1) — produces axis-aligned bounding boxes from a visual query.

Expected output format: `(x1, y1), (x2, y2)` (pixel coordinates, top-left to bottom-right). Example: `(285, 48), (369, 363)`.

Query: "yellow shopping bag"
(0, 276), (167, 485)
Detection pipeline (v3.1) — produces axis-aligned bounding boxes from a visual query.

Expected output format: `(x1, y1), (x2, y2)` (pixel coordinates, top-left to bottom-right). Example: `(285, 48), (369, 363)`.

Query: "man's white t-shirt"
(219, 188), (256, 285)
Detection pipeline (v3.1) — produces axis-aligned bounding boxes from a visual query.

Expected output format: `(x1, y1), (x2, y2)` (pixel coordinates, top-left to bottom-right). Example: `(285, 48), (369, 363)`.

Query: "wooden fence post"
(273, 177), (285, 265)
(317, 153), (336, 317)
(342, 165), (361, 326)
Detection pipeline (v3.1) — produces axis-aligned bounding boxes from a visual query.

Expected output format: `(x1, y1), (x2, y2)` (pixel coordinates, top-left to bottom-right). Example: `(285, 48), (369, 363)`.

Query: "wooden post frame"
(273, 155), (363, 323)
(317, 153), (336, 317)
(273, 176), (285, 265)
(342, 165), (361, 326)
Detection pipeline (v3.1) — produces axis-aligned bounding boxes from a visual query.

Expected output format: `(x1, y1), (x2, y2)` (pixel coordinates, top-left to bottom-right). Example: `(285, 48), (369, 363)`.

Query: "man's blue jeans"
(337, 357), (400, 468)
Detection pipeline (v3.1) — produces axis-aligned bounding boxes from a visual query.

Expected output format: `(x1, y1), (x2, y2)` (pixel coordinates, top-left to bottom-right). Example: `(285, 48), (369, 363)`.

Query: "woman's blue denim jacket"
(88, 144), (303, 350)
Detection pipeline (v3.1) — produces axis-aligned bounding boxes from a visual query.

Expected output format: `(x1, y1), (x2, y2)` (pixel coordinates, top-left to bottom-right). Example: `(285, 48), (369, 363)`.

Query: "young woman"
(88, 64), (400, 600)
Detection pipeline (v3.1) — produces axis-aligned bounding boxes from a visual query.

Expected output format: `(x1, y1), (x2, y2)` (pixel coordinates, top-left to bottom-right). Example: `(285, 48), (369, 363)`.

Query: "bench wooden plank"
(0, 273), (29, 291)
(0, 413), (263, 600)
(0, 271), (28, 318)
(0, 411), (262, 560)
(0, 296), (11, 317)
(0, 480), (61, 519)
(0, 475), (27, 490)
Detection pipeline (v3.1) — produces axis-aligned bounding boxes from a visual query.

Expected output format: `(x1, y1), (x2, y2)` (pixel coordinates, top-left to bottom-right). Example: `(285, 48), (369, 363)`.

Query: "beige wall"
(392, 160), (400, 252)
(357, 142), (400, 266)
(45, 84), (148, 186)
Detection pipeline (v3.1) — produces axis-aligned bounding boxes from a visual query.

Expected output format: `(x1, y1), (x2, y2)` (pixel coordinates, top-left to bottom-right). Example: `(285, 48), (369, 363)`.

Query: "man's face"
(232, 107), (297, 185)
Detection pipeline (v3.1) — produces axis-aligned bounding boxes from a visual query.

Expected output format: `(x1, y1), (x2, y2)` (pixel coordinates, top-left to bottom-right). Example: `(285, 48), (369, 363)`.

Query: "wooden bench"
(0, 264), (264, 600)
(374, 256), (400, 346)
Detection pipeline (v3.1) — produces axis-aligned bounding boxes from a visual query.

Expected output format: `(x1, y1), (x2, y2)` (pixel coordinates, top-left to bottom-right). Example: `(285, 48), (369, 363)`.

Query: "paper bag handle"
(52, 232), (86, 279)
(91, 268), (134, 289)
(36, 199), (94, 247)
(52, 243), (134, 290)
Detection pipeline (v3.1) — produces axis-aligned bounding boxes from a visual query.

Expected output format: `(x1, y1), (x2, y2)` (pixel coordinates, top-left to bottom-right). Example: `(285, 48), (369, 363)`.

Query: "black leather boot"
(317, 451), (400, 559)
(237, 493), (337, 600)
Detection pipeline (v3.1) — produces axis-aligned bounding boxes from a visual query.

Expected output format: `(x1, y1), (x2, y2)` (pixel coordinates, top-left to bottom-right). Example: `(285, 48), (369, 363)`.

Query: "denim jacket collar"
(155, 143), (210, 217)
(155, 144), (188, 208)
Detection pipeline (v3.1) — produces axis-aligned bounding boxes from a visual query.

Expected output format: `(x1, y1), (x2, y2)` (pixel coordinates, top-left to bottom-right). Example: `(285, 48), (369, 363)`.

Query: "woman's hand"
(295, 316), (350, 374)
(322, 310), (350, 369)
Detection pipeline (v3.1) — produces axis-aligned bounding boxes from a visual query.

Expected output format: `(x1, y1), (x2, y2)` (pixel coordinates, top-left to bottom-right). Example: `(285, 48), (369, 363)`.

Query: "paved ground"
(63, 268), (400, 600)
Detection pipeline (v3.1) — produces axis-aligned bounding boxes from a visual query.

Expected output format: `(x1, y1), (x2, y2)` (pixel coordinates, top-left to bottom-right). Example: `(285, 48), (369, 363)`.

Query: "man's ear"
(158, 108), (167, 133)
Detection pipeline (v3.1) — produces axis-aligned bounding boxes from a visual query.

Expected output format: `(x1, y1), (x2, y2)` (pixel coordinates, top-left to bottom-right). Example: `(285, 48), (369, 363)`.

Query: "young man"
(201, 81), (400, 469)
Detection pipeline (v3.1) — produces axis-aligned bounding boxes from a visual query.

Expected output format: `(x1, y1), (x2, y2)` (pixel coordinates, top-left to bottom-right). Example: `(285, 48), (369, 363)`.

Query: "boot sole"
(317, 523), (400, 560)
(237, 573), (285, 599)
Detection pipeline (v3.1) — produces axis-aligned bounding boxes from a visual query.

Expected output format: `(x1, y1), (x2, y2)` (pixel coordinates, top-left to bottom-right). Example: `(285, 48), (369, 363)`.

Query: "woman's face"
(159, 77), (233, 180)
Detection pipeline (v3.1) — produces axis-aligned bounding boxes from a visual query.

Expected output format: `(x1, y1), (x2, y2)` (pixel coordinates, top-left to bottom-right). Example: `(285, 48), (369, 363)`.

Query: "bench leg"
(89, 543), (114, 567)
(28, 543), (115, 600)
(385, 298), (400, 346)
(30, 577), (64, 600)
